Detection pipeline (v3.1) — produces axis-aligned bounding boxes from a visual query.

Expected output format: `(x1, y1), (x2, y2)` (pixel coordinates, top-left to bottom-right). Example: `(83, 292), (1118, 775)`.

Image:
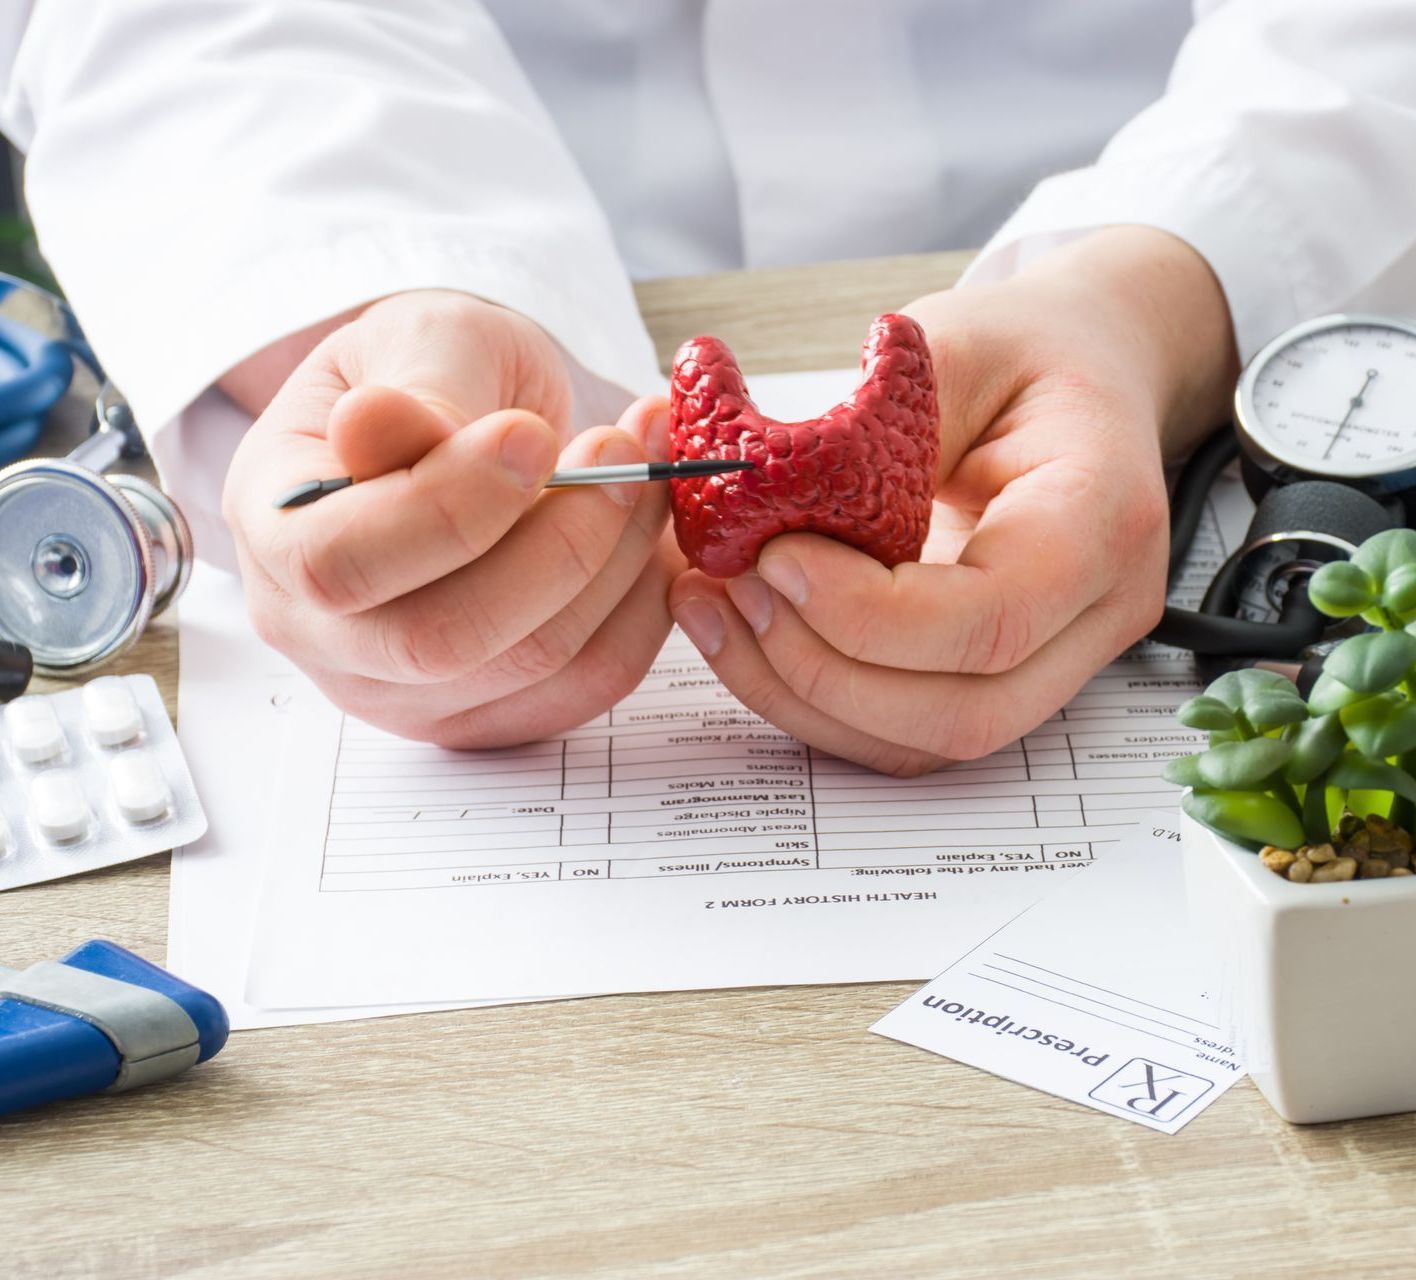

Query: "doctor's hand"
(668, 227), (1239, 775)
(221, 290), (676, 746)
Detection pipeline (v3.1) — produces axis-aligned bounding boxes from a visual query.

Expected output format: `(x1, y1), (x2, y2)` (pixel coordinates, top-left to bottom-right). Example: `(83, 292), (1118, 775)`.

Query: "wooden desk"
(6, 253), (1416, 1280)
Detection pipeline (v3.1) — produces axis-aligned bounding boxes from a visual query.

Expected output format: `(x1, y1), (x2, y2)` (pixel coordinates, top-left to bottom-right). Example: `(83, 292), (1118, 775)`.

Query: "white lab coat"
(1, 1), (1414, 565)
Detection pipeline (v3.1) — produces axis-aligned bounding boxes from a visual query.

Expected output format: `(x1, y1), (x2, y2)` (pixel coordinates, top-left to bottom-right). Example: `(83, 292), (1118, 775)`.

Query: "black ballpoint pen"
(273, 458), (755, 509)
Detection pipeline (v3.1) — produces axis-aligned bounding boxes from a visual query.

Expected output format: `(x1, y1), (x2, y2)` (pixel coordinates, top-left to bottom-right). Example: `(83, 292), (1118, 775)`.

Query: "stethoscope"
(0, 274), (192, 696)
(1153, 312), (1416, 687)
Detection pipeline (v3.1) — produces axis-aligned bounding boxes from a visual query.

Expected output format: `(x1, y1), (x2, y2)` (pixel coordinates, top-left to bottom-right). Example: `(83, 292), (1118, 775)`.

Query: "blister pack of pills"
(0, 675), (207, 891)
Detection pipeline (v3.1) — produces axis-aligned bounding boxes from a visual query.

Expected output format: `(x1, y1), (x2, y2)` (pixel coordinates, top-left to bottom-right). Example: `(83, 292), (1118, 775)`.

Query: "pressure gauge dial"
(1235, 314), (1416, 492)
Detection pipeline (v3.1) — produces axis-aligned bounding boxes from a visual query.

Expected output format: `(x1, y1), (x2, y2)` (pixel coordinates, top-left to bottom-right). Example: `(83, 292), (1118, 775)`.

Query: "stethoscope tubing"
(0, 273), (107, 464)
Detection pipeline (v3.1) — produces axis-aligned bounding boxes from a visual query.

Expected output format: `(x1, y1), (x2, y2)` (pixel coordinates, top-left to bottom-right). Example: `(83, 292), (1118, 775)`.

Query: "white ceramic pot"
(1182, 812), (1416, 1124)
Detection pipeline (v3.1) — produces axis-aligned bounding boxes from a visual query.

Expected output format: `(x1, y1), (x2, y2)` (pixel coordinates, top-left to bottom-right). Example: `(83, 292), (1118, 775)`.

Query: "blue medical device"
(0, 939), (229, 1116)
(0, 272), (102, 465)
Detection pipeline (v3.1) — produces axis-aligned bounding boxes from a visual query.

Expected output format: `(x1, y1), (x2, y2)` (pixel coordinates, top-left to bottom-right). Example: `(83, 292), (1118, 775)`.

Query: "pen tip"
(273, 476), (353, 509)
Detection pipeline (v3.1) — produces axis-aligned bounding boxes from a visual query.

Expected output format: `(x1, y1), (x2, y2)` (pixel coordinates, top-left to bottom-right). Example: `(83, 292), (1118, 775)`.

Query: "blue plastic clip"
(0, 940), (229, 1116)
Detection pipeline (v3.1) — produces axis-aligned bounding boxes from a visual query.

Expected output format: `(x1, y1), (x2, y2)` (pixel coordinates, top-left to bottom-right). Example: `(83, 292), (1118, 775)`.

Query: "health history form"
(245, 371), (1250, 1010)
(319, 629), (1195, 895)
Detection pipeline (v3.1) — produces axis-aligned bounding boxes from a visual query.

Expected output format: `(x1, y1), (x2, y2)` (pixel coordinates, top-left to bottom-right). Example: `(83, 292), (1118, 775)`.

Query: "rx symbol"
(1089, 1058), (1213, 1122)
(1120, 1062), (1191, 1117)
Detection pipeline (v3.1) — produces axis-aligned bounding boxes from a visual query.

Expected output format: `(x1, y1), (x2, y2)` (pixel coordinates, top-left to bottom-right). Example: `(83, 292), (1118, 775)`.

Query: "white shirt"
(1, 1), (1415, 563)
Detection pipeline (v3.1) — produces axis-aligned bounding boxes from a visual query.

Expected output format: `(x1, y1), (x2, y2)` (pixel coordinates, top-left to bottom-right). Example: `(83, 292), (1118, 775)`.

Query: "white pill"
(31, 770), (92, 843)
(83, 677), (144, 747)
(110, 750), (172, 823)
(6, 696), (66, 764)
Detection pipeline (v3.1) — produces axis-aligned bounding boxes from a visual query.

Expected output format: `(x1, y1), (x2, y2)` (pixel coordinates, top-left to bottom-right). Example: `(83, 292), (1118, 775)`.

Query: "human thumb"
(326, 385), (460, 481)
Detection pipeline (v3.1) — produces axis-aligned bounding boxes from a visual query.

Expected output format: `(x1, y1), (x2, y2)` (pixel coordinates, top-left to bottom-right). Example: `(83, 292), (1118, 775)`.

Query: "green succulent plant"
(1169, 529), (1416, 850)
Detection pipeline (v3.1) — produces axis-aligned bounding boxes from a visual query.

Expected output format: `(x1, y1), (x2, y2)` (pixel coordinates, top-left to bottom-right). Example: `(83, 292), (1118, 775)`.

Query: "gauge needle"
(1322, 367), (1379, 461)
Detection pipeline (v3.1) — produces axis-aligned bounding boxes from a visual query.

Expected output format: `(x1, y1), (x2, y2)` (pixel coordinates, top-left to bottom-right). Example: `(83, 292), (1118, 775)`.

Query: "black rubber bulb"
(0, 640), (33, 702)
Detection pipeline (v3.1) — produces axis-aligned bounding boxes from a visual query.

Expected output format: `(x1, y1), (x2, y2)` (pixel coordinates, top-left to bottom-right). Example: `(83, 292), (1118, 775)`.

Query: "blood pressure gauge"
(1235, 313), (1416, 495)
(1156, 312), (1416, 664)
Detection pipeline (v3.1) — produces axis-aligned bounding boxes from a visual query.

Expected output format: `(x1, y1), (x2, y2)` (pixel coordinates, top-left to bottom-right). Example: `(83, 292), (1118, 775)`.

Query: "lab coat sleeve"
(0, 1), (659, 501)
(963, 0), (1416, 362)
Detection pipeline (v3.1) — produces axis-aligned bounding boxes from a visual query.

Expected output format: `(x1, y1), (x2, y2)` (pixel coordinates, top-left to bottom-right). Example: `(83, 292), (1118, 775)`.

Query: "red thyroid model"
(669, 313), (940, 578)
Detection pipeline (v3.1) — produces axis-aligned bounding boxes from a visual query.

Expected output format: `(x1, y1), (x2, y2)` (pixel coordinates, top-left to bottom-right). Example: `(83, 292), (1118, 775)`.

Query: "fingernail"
(645, 407), (671, 462)
(727, 573), (774, 637)
(759, 554), (808, 606)
(498, 418), (554, 489)
(673, 597), (725, 657)
(596, 435), (643, 508)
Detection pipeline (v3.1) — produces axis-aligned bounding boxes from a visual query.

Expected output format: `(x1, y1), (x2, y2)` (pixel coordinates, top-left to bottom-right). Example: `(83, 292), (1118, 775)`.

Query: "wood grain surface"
(6, 253), (1416, 1280)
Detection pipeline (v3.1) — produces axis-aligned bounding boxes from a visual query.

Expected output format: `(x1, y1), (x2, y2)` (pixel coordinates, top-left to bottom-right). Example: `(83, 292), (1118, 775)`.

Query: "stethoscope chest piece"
(0, 457), (192, 674)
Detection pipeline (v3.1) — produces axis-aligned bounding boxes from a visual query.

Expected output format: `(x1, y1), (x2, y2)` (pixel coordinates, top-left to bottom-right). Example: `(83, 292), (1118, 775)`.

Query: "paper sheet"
(871, 814), (1245, 1133)
(169, 564), (471, 1026)
(170, 367), (1253, 1024)
(237, 371), (1254, 1012)
(242, 633), (1208, 1008)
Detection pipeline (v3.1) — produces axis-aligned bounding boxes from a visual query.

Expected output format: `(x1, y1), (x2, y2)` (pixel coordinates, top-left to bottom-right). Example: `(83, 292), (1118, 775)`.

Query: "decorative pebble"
(1365, 814), (1413, 868)
(1260, 846), (1296, 876)
(1263, 814), (1416, 886)
(1312, 857), (1358, 884)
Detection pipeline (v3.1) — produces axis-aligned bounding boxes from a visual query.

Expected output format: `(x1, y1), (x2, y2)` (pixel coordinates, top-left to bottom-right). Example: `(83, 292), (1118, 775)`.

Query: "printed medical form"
(305, 626), (1198, 897)
(167, 370), (1251, 1022)
(232, 370), (1252, 1012)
